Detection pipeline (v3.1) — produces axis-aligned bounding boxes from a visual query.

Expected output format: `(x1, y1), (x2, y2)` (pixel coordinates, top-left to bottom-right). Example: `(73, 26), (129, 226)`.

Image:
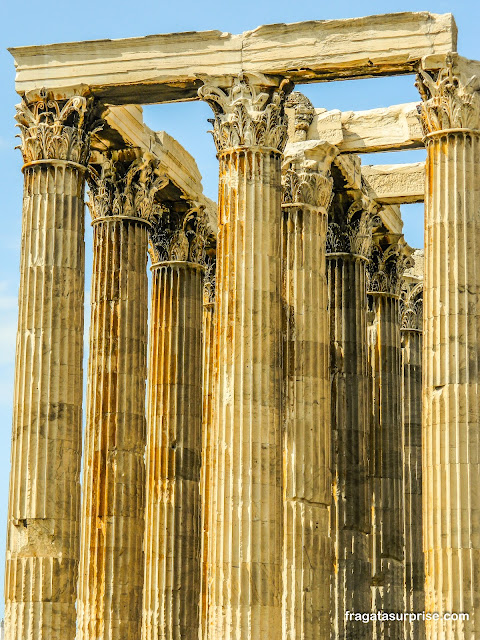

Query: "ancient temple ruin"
(4, 10), (480, 640)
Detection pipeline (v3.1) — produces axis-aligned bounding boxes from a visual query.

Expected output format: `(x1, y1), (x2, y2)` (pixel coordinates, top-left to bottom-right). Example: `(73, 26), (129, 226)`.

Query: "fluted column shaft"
(417, 58), (480, 639)
(77, 216), (149, 640)
(402, 328), (425, 640)
(369, 292), (404, 639)
(5, 94), (91, 640)
(328, 254), (370, 640)
(282, 203), (331, 640)
(280, 141), (337, 640)
(207, 146), (283, 639)
(201, 298), (215, 640)
(142, 261), (204, 640)
(423, 129), (480, 638)
(423, 130), (480, 637)
(5, 161), (86, 640)
(199, 75), (290, 640)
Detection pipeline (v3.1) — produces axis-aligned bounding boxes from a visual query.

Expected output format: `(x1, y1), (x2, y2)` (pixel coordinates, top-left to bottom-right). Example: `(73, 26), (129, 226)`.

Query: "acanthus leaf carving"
(282, 143), (337, 210)
(149, 203), (214, 266)
(198, 73), (293, 153)
(366, 236), (414, 297)
(282, 168), (333, 210)
(400, 280), (423, 330)
(416, 55), (480, 134)
(326, 195), (381, 258)
(87, 150), (168, 223)
(15, 89), (97, 165)
(203, 253), (217, 305)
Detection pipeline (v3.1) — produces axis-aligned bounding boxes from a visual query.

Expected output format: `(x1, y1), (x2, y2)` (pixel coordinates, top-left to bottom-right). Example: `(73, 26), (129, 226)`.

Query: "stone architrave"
(400, 252), (425, 640)
(9, 13), (456, 102)
(326, 193), (381, 640)
(4, 93), (93, 640)
(198, 73), (292, 640)
(367, 235), (412, 640)
(77, 150), (166, 640)
(416, 54), (480, 639)
(142, 205), (208, 640)
(281, 139), (337, 640)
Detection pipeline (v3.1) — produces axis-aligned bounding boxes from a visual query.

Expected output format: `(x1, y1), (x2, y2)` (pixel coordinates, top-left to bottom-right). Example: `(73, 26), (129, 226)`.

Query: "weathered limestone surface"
(200, 250), (216, 640)
(307, 102), (424, 152)
(4, 94), (91, 640)
(198, 74), (290, 640)
(77, 151), (163, 640)
(9, 13), (456, 103)
(367, 235), (411, 640)
(142, 208), (207, 640)
(362, 162), (425, 204)
(10, 14), (480, 640)
(282, 137), (337, 640)
(400, 252), (425, 640)
(326, 192), (380, 640)
(417, 53), (480, 639)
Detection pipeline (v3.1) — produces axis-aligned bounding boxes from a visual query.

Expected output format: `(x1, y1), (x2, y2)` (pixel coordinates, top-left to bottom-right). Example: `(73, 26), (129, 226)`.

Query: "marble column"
(400, 258), (425, 640)
(198, 73), (292, 640)
(5, 94), (92, 640)
(326, 194), (380, 640)
(367, 235), (411, 640)
(200, 245), (216, 640)
(281, 141), (337, 640)
(416, 55), (480, 639)
(77, 151), (166, 640)
(142, 207), (208, 640)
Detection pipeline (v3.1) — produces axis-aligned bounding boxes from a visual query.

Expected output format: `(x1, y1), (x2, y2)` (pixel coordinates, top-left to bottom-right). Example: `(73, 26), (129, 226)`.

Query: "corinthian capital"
(400, 281), (423, 331)
(203, 240), (217, 305)
(15, 90), (96, 165)
(87, 149), (168, 223)
(198, 73), (293, 153)
(149, 204), (213, 266)
(416, 54), (480, 134)
(326, 194), (381, 258)
(282, 141), (338, 210)
(400, 249), (424, 330)
(367, 234), (414, 297)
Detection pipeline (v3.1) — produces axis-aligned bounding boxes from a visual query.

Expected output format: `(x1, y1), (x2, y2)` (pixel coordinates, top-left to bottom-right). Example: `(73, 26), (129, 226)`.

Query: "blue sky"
(0, 0), (478, 618)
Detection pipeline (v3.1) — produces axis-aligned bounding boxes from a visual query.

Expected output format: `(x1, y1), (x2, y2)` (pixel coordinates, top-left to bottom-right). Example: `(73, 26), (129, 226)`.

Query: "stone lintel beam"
(306, 54), (480, 153)
(362, 162), (426, 204)
(379, 204), (404, 236)
(308, 102), (424, 152)
(9, 12), (455, 104)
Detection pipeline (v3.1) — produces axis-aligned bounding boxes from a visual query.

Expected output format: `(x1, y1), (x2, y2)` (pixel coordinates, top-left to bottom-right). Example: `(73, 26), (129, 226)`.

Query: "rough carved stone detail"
(400, 281), (423, 330)
(285, 91), (315, 141)
(282, 144), (337, 210)
(87, 150), (168, 222)
(326, 197), (382, 257)
(15, 90), (94, 164)
(416, 55), (480, 134)
(367, 236), (413, 296)
(198, 73), (293, 152)
(149, 204), (211, 264)
(203, 240), (216, 305)
(282, 168), (333, 210)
